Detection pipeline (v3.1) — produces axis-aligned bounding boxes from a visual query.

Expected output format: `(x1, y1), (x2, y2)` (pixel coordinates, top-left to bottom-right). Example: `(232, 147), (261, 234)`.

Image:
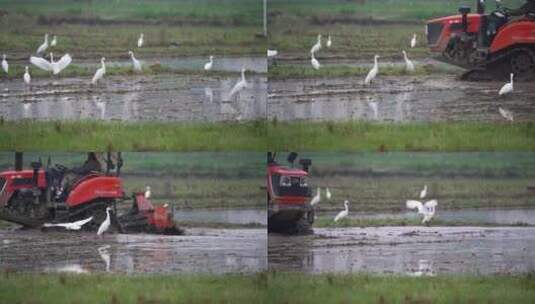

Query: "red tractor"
(426, 0), (535, 80)
(0, 152), (181, 234)
(267, 152), (314, 234)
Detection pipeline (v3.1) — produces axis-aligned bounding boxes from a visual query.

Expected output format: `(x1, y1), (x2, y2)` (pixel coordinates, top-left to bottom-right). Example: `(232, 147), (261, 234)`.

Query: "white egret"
(97, 245), (111, 272)
(406, 199), (437, 224)
(267, 49), (278, 57)
(204, 55), (213, 71)
(311, 53), (320, 70)
(310, 187), (321, 206)
(91, 57), (106, 85)
(310, 34), (322, 54)
(97, 207), (112, 236)
(36, 33), (49, 54)
(326, 187), (332, 200)
(499, 107), (514, 121)
(1, 54), (8, 74)
(50, 35), (57, 47)
(23, 66), (31, 85)
(226, 67), (247, 101)
(410, 33), (417, 48)
(137, 33), (144, 48)
(30, 55), (53, 72)
(128, 51), (142, 72)
(43, 216), (93, 230)
(364, 55), (380, 85)
(420, 185), (427, 199)
(334, 200), (349, 222)
(50, 53), (72, 75)
(402, 50), (415, 72)
(498, 73), (514, 96)
(326, 35), (332, 48)
(145, 186), (151, 199)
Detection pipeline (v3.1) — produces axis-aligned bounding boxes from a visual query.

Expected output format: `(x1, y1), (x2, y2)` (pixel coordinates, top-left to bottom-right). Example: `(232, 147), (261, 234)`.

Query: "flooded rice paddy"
(0, 228), (266, 274)
(0, 55), (267, 122)
(268, 75), (535, 122)
(173, 208), (266, 225)
(268, 226), (535, 275)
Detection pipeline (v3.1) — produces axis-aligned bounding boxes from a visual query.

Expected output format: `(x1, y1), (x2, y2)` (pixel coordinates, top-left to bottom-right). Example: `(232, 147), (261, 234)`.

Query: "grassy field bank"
(0, 272), (534, 303)
(2, 120), (534, 151)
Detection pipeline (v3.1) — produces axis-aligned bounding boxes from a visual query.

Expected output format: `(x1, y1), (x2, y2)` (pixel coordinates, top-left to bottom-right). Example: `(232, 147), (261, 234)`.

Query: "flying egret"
(326, 35), (332, 48)
(50, 53), (72, 75)
(334, 200), (349, 222)
(91, 57), (106, 85)
(410, 33), (417, 48)
(498, 73), (514, 96)
(406, 199), (437, 224)
(364, 55), (380, 85)
(43, 216), (93, 230)
(137, 33), (144, 48)
(50, 35), (57, 47)
(30, 55), (53, 72)
(310, 187), (321, 206)
(23, 66), (31, 86)
(267, 49), (278, 57)
(226, 67), (247, 101)
(420, 185), (427, 199)
(1, 54), (8, 74)
(402, 50), (415, 72)
(145, 186), (151, 199)
(204, 55), (214, 71)
(310, 34), (322, 54)
(97, 207), (112, 236)
(36, 33), (49, 54)
(326, 187), (332, 200)
(498, 107), (514, 121)
(311, 53), (321, 70)
(97, 245), (111, 272)
(128, 51), (142, 72)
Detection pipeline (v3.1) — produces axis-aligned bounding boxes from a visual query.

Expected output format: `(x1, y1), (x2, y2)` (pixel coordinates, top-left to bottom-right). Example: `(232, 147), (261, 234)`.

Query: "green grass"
(0, 120), (267, 151)
(267, 121), (535, 151)
(269, 62), (448, 80)
(266, 272), (535, 304)
(314, 216), (532, 228)
(1, 272), (534, 303)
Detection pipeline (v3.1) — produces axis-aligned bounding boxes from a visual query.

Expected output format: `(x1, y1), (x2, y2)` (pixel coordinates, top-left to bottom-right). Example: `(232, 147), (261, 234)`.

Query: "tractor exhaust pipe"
(14, 152), (23, 171)
(459, 6), (472, 32)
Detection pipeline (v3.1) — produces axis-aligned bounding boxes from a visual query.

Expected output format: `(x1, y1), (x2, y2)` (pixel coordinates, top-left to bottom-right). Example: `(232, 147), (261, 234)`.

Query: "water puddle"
(174, 208), (267, 225)
(0, 228), (267, 274)
(268, 76), (535, 122)
(268, 226), (535, 275)
(0, 74), (267, 121)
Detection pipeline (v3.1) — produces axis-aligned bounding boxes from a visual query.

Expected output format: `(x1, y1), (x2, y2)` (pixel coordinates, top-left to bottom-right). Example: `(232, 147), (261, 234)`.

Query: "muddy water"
(268, 226), (535, 275)
(0, 228), (266, 274)
(268, 75), (535, 122)
(321, 208), (535, 225)
(0, 74), (267, 121)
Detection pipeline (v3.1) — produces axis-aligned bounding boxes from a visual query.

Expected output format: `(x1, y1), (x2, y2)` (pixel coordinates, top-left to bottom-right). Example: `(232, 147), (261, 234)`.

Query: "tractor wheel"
(510, 49), (535, 81)
(292, 216), (313, 235)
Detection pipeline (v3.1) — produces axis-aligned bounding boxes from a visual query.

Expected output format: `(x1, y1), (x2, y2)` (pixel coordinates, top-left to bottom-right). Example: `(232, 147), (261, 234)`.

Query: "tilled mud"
(268, 75), (535, 122)
(268, 226), (535, 275)
(0, 228), (266, 274)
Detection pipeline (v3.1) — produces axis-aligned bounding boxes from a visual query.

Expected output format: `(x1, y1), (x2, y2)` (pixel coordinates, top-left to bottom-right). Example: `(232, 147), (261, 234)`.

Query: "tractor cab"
(426, 0), (535, 80)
